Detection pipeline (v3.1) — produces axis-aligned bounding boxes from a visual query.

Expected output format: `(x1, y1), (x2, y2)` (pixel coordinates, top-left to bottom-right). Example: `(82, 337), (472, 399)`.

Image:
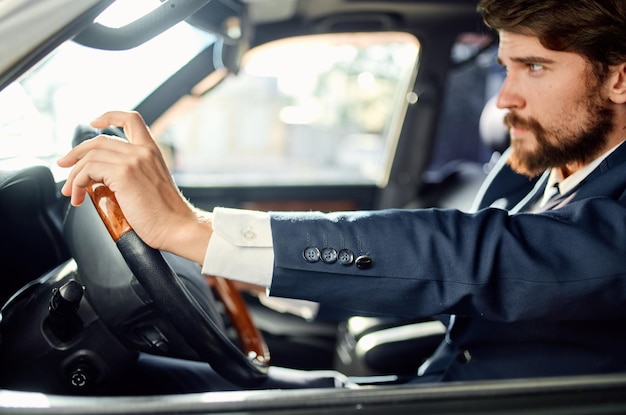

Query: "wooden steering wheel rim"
(205, 276), (270, 366)
(87, 182), (270, 367)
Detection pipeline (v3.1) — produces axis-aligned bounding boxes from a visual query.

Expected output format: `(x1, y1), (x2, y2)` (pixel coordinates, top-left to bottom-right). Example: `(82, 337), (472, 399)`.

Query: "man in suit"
(58, 0), (626, 389)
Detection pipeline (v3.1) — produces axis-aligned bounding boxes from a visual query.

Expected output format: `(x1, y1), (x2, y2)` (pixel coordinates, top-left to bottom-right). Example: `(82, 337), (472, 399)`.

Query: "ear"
(608, 62), (626, 104)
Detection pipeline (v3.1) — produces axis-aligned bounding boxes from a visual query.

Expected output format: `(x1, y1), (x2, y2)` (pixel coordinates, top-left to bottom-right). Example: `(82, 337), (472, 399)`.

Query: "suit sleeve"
(268, 198), (626, 322)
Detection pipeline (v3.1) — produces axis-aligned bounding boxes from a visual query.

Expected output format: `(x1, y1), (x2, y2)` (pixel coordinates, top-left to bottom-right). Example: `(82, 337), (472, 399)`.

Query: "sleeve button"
(355, 255), (373, 269)
(302, 246), (321, 263)
(320, 248), (338, 264)
(337, 249), (354, 266)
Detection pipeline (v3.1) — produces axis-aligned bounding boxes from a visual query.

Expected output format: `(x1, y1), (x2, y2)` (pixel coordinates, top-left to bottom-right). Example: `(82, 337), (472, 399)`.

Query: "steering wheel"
(85, 181), (269, 387)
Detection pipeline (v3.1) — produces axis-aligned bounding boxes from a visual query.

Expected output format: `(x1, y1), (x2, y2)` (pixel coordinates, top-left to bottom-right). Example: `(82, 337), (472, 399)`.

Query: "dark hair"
(477, 0), (626, 81)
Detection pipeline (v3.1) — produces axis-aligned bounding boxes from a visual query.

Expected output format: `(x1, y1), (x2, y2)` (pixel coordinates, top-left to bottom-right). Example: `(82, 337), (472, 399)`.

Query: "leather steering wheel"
(86, 182), (269, 387)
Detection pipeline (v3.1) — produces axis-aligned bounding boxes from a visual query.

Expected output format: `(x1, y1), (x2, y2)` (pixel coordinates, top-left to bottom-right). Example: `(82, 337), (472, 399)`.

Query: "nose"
(496, 76), (524, 110)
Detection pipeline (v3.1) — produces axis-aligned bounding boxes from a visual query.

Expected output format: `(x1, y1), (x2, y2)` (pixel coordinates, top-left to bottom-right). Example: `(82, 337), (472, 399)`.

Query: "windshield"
(0, 0), (419, 188)
(0, 14), (215, 179)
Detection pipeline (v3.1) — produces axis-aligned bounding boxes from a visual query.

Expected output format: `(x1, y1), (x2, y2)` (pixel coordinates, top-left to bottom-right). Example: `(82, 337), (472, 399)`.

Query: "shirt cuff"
(201, 207), (274, 287)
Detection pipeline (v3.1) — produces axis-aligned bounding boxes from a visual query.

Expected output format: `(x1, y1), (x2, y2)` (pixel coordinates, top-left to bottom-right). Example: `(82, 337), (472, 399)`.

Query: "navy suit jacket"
(268, 143), (626, 381)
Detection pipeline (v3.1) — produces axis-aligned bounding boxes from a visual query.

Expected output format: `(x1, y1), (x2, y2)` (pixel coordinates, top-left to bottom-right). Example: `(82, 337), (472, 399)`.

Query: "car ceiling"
(245, 0), (482, 44)
(246, 0), (479, 24)
(0, 0), (483, 89)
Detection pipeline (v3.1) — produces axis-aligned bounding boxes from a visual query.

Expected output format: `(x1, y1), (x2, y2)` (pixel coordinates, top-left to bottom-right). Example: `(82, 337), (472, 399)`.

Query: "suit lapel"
(508, 170), (550, 214)
(471, 148), (540, 212)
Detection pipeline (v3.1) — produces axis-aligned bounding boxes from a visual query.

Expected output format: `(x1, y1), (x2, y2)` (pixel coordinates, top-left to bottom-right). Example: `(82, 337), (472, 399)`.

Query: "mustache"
(503, 112), (534, 130)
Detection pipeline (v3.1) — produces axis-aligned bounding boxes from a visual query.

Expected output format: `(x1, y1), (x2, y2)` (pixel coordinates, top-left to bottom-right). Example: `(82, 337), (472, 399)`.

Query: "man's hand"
(57, 111), (212, 264)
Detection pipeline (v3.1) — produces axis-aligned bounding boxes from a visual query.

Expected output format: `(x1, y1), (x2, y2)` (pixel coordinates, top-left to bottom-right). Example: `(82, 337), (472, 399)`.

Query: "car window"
(156, 33), (420, 187)
(0, 17), (215, 179)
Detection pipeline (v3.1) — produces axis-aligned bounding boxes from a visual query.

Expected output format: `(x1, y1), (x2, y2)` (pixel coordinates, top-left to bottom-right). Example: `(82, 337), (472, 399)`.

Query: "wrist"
(165, 209), (213, 265)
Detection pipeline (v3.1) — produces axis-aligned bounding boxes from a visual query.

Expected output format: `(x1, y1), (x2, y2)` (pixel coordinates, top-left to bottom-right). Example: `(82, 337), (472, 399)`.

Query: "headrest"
(479, 95), (509, 153)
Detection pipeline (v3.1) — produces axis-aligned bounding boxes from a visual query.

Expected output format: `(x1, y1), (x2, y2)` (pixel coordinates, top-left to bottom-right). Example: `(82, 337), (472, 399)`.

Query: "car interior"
(2, 0), (626, 413)
(0, 0), (516, 393)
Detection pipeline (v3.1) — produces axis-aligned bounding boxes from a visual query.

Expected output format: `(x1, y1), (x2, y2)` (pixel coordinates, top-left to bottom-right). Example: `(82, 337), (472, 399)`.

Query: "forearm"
(164, 206), (214, 266)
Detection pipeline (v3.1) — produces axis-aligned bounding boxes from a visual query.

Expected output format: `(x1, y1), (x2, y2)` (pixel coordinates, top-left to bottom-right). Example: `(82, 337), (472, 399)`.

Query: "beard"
(503, 98), (614, 178)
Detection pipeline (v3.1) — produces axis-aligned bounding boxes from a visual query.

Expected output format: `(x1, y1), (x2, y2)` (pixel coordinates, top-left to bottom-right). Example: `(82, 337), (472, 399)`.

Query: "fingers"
(57, 134), (125, 167)
(61, 160), (105, 206)
(57, 110), (158, 206)
(58, 139), (129, 206)
(90, 111), (154, 146)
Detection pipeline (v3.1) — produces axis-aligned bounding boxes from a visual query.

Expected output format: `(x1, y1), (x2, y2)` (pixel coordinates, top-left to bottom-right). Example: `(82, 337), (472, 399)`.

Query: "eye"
(529, 63), (544, 72)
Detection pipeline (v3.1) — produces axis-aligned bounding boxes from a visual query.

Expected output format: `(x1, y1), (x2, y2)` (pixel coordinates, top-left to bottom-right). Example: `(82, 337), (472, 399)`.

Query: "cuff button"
(337, 249), (354, 265)
(303, 246), (321, 263)
(320, 248), (338, 264)
(355, 255), (373, 269)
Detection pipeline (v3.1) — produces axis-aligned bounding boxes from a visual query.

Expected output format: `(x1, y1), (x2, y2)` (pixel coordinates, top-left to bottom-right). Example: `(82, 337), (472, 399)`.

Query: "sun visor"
(0, 0), (103, 89)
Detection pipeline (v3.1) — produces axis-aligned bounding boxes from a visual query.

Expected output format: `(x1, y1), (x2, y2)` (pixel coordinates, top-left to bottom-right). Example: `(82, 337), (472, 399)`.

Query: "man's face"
(496, 31), (614, 177)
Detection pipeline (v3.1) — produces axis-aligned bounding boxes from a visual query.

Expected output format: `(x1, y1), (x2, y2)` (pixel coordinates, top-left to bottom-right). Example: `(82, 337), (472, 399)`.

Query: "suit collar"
(533, 139), (626, 212)
(586, 139), (626, 177)
(557, 139), (626, 195)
